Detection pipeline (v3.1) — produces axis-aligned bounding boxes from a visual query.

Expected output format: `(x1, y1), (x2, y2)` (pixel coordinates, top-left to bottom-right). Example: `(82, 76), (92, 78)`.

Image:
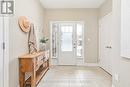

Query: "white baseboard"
(51, 58), (58, 65)
(77, 63), (99, 66)
(51, 58), (99, 67)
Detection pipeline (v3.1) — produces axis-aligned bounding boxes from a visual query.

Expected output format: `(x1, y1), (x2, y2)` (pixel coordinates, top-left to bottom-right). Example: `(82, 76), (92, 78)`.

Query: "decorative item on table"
(40, 37), (49, 51)
(28, 23), (38, 54)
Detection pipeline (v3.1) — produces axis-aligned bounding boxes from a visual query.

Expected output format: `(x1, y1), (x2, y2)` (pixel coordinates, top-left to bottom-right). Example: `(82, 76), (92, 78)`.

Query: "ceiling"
(40, 0), (106, 8)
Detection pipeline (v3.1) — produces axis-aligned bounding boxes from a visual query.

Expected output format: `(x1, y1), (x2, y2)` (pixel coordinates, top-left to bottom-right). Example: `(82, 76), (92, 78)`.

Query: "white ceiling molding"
(40, 0), (106, 8)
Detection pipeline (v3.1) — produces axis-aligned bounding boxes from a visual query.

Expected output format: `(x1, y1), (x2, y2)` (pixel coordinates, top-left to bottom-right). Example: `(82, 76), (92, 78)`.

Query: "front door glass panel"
(61, 25), (73, 51)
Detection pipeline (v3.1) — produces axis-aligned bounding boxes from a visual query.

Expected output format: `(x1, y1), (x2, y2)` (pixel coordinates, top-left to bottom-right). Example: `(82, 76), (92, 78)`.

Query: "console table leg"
(19, 72), (25, 87)
(31, 71), (36, 87)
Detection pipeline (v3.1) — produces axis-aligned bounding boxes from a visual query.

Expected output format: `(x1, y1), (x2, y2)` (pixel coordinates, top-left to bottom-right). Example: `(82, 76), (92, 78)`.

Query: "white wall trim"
(77, 63), (99, 66)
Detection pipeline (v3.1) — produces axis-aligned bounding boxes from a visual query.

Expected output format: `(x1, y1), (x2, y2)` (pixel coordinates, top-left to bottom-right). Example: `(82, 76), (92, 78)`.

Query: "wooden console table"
(19, 51), (49, 87)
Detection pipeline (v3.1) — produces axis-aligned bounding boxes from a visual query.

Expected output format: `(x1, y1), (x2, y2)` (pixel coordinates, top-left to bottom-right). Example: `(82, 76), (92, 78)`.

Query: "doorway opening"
(50, 21), (84, 65)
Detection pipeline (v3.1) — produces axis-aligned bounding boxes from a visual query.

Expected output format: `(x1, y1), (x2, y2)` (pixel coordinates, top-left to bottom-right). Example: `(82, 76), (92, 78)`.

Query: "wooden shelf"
(25, 64), (49, 86)
(36, 67), (49, 85)
(19, 51), (49, 87)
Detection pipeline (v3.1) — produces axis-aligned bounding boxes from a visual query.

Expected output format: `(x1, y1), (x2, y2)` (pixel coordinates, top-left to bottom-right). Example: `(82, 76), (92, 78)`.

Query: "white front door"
(51, 21), (84, 65)
(59, 23), (76, 65)
(0, 17), (4, 87)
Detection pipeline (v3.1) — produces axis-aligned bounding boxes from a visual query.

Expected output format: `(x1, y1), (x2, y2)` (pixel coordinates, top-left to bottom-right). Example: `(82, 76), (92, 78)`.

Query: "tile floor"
(38, 66), (112, 87)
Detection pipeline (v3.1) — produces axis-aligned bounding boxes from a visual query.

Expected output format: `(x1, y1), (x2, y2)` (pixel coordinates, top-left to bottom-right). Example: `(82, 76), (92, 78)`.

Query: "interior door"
(59, 23), (76, 65)
(99, 13), (112, 74)
(0, 17), (4, 87)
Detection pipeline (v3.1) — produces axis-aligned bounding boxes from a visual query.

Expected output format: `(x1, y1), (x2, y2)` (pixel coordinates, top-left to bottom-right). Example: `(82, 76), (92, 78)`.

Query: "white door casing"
(51, 21), (84, 65)
(0, 16), (9, 87)
(0, 17), (4, 87)
(3, 17), (9, 87)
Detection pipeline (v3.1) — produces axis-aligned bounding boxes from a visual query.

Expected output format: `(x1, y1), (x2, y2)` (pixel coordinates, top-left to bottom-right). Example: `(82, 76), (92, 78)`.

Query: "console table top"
(19, 51), (44, 59)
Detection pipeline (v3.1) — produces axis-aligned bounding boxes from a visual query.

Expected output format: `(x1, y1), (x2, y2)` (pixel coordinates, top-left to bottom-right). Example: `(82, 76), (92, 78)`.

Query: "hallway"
(38, 66), (112, 87)
(0, 0), (129, 87)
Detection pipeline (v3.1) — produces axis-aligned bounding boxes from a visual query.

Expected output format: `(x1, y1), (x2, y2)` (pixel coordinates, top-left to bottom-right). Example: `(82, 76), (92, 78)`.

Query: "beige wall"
(112, 0), (130, 87)
(44, 9), (99, 63)
(9, 0), (45, 87)
(99, 0), (112, 18)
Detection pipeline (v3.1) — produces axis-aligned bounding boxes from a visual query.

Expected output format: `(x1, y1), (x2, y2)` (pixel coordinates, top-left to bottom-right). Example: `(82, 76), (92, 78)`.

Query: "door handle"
(105, 46), (112, 49)
(73, 43), (76, 48)
(105, 46), (109, 48)
(73, 45), (76, 48)
(73, 43), (76, 45)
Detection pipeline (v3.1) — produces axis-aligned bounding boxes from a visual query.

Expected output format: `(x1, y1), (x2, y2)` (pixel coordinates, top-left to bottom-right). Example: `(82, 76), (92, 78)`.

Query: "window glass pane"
(52, 24), (58, 57)
(77, 24), (83, 57)
(61, 26), (73, 51)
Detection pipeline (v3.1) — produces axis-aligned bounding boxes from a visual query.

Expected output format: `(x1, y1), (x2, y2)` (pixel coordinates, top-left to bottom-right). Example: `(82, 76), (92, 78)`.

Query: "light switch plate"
(88, 38), (90, 41)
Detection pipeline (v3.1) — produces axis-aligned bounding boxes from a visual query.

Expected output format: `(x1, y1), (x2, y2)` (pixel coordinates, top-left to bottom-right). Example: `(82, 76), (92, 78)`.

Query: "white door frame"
(4, 16), (9, 87)
(0, 16), (9, 87)
(50, 21), (85, 65)
(0, 17), (4, 87)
